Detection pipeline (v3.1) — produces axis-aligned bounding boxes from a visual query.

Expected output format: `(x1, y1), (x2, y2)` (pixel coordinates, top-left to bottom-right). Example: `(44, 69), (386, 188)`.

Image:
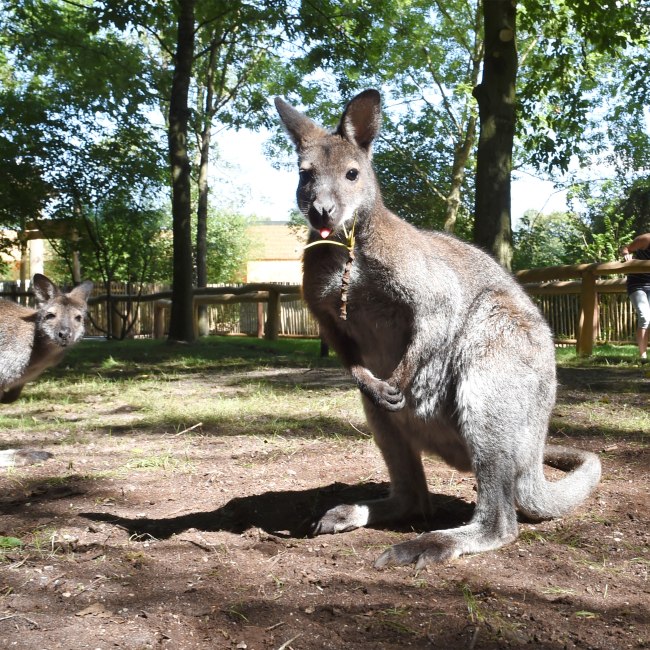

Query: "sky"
(212, 128), (569, 227)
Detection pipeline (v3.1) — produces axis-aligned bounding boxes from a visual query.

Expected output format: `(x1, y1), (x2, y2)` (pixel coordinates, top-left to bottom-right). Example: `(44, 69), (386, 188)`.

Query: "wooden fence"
(517, 259), (650, 356)
(0, 282), (318, 341)
(2, 258), (650, 355)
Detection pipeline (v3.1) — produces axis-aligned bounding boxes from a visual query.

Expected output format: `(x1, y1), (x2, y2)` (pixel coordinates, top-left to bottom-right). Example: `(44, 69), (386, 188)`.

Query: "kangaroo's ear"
(274, 97), (326, 151)
(32, 274), (59, 303)
(69, 280), (94, 304)
(336, 89), (381, 153)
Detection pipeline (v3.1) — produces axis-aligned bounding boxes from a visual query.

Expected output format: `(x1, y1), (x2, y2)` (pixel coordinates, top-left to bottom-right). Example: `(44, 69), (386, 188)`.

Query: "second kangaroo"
(0, 274), (92, 466)
(275, 89), (601, 568)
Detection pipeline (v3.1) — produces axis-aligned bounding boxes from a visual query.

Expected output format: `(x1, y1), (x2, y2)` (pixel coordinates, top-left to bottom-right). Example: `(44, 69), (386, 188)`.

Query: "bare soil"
(1, 361), (648, 649)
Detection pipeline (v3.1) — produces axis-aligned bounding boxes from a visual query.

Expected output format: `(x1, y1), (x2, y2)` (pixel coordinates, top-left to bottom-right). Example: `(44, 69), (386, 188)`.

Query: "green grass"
(55, 335), (337, 379)
(1, 335), (646, 458)
(22, 335), (649, 383)
(555, 343), (642, 366)
(0, 336), (364, 453)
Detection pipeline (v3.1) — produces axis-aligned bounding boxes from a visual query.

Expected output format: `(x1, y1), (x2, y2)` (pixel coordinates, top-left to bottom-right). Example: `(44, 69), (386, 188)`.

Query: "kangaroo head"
(32, 274), (93, 347)
(275, 89), (382, 239)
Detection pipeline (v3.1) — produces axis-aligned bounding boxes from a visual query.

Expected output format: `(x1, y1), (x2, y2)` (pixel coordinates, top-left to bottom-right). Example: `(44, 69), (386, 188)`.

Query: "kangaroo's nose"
(313, 199), (336, 217)
(58, 328), (71, 341)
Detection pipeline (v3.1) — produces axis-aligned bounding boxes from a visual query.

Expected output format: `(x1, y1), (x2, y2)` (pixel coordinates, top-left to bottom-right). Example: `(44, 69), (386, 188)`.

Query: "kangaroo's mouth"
(306, 204), (337, 235)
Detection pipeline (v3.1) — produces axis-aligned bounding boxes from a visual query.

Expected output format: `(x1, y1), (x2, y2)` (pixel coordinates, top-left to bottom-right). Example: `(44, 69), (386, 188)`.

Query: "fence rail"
(517, 259), (650, 355)
(2, 258), (650, 355)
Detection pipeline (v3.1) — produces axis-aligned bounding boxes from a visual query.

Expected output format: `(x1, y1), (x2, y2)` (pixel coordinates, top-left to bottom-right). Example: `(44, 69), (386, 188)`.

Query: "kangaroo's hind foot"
(374, 519), (519, 569)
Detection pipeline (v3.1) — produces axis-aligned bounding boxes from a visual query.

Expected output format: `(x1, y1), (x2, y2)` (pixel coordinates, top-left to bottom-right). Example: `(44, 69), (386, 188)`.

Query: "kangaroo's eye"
(75, 315), (83, 322)
(299, 169), (312, 184)
(45, 312), (56, 320)
(346, 168), (359, 181)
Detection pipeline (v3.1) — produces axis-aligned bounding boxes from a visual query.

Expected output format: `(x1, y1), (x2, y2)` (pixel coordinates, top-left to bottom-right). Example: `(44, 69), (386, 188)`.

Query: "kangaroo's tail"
(515, 444), (601, 521)
(0, 449), (53, 468)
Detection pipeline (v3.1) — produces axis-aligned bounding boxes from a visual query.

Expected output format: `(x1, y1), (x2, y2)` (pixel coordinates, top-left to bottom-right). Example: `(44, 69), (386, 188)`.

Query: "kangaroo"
(275, 89), (601, 568)
(0, 274), (93, 467)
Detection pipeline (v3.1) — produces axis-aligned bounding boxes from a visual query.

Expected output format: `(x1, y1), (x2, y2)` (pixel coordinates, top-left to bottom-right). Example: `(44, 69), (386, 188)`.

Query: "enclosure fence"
(2, 258), (650, 356)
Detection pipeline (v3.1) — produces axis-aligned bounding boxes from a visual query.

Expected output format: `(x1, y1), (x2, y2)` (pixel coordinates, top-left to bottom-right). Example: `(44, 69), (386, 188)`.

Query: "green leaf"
(0, 536), (23, 549)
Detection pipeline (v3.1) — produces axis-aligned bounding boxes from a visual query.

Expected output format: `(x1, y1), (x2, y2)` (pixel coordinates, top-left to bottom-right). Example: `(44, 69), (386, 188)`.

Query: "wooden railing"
(144, 284), (303, 341)
(516, 260), (650, 356)
(3, 260), (649, 355)
(0, 282), (313, 341)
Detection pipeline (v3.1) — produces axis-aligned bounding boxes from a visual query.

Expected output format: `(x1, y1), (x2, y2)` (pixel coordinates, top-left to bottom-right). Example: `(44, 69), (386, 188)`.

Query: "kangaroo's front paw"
(312, 504), (370, 535)
(356, 375), (405, 411)
(374, 532), (459, 569)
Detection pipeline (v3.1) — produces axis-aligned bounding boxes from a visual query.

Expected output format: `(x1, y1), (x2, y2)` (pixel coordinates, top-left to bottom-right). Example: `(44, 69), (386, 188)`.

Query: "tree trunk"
(168, 0), (196, 343)
(472, 0), (517, 269)
(196, 39), (218, 338)
(196, 126), (210, 336)
(71, 229), (82, 285)
(444, 3), (483, 234)
(443, 114), (477, 233)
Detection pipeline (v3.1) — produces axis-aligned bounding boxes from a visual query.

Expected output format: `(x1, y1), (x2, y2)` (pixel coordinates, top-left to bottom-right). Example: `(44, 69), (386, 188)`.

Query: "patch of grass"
(223, 602), (250, 622)
(0, 527), (67, 563)
(461, 583), (487, 624)
(123, 452), (189, 471)
(56, 336), (337, 380)
(541, 586), (576, 596)
(376, 607), (417, 636)
(1, 335), (644, 494)
(544, 524), (592, 550)
(123, 550), (149, 568)
(459, 583), (524, 644)
(0, 536), (23, 550)
(556, 343), (640, 367)
(0, 336), (365, 450)
(518, 529), (547, 545)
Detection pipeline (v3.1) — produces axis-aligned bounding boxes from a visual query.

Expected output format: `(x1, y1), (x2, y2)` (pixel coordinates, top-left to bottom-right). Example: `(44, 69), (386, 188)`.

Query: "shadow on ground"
(557, 366), (649, 394)
(81, 482), (474, 540)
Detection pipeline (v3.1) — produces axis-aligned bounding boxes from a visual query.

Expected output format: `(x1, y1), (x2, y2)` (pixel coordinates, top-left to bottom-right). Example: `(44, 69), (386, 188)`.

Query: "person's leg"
(638, 327), (648, 359)
(629, 289), (650, 359)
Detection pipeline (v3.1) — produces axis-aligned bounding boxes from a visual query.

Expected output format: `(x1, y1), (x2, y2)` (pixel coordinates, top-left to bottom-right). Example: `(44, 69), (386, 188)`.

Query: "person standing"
(620, 233), (650, 362)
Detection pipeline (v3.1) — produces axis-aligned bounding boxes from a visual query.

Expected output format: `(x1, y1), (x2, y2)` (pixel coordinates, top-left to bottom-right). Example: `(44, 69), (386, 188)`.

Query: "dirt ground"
(1, 361), (648, 649)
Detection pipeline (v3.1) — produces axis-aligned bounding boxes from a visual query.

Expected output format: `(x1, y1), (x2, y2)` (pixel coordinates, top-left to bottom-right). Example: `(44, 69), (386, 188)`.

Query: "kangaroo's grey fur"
(275, 89), (601, 568)
(0, 274), (92, 467)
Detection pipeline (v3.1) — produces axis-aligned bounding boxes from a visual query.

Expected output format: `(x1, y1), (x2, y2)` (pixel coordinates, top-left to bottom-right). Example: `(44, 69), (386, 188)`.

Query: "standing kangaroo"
(0, 274), (93, 467)
(275, 89), (601, 568)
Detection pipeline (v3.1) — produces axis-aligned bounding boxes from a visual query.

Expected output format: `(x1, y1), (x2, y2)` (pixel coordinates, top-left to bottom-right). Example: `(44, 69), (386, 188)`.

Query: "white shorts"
(630, 288), (650, 330)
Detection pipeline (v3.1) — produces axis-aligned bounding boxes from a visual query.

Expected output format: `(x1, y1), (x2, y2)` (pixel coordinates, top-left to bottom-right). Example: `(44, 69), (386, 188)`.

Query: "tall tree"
(472, 0), (517, 268)
(0, 0), (164, 284)
(97, 1), (291, 339)
(167, 0), (196, 343)
(191, 1), (287, 335)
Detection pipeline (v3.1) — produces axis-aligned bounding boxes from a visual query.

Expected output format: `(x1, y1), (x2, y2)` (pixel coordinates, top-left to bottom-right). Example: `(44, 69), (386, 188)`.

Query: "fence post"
(153, 300), (170, 339)
(265, 289), (281, 341)
(577, 268), (598, 357)
(110, 299), (122, 340)
(256, 302), (264, 338)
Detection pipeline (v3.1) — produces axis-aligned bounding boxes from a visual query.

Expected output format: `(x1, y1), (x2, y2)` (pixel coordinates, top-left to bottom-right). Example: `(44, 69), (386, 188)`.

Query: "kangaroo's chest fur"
(304, 215), (469, 411)
(306, 249), (411, 375)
